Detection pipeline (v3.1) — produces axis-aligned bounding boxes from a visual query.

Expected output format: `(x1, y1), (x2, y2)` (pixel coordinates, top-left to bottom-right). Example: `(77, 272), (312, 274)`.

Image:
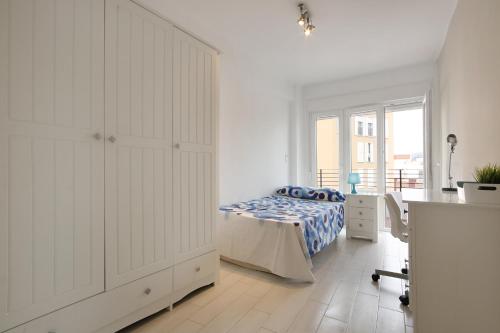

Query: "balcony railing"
(316, 169), (341, 189)
(317, 168), (424, 191)
(386, 168), (424, 191)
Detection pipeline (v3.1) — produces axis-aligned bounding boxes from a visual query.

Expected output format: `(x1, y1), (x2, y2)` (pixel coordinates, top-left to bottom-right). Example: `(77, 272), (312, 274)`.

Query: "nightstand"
(345, 193), (384, 242)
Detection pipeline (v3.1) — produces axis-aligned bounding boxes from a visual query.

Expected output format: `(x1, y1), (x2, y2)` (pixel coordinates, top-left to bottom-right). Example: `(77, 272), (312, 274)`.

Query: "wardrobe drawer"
(349, 218), (374, 233)
(174, 251), (217, 291)
(349, 207), (374, 220)
(17, 267), (173, 333)
(105, 266), (173, 313)
(349, 196), (376, 207)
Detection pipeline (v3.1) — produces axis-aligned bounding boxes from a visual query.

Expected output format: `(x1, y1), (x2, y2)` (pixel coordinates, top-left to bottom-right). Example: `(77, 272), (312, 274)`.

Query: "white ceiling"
(137, 0), (457, 85)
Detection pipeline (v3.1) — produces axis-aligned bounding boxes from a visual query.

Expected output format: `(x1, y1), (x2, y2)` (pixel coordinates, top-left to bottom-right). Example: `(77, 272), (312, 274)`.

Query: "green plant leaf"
(473, 164), (500, 184)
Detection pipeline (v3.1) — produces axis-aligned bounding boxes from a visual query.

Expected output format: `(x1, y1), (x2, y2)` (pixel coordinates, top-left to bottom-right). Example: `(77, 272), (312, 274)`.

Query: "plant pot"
(457, 181), (500, 204)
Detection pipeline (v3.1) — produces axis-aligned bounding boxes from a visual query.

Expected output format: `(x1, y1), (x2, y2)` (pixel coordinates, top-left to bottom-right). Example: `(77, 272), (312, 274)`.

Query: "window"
(385, 105), (425, 192)
(316, 116), (341, 188)
(312, 100), (427, 196)
(357, 121), (363, 136)
(351, 111), (377, 192)
(367, 122), (374, 136)
(357, 142), (373, 163)
(357, 143), (365, 162)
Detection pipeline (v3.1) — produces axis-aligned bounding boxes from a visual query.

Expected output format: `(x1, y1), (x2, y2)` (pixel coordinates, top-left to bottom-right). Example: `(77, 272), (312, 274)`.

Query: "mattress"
(218, 195), (344, 282)
(220, 195), (344, 256)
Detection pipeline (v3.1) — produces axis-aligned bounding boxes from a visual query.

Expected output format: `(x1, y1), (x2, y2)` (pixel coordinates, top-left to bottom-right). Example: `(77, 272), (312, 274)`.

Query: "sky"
(391, 109), (424, 155)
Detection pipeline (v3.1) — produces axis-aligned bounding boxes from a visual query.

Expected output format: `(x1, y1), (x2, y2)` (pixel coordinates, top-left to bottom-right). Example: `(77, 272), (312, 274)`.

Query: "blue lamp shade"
(348, 173), (361, 185)
(347, 173), (361, 194)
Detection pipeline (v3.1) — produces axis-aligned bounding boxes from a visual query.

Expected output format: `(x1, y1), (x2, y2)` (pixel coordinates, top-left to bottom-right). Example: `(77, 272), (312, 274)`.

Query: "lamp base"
(351, 184), (358, 194)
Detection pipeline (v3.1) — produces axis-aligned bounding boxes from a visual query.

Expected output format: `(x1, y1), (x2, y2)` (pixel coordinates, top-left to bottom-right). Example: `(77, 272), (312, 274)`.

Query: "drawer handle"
(359, 223), (363, 228)
(195, 266), (201, 272)
(358, 211), (363, 215)
(359, 200), (363, 204)
(144, 288), (151, 295)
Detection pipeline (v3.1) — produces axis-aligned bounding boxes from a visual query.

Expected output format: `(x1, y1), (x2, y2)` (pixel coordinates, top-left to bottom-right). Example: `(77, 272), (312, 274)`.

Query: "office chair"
(371, 192), (410, 306)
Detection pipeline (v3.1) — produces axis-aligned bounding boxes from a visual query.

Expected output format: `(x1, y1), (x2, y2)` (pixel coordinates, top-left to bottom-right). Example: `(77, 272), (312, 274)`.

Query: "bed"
(217, 186), (345, 282)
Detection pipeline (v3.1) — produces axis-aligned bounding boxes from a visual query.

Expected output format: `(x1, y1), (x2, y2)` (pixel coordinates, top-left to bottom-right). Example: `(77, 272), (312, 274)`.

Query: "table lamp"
(348, 173), (361, 194)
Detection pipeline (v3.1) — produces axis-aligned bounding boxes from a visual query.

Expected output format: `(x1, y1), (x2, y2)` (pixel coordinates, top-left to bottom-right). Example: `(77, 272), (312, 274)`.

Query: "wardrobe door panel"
(105, 0), (174, 289)
(0, 0), (105, 330)
(173, 29), (217, 263)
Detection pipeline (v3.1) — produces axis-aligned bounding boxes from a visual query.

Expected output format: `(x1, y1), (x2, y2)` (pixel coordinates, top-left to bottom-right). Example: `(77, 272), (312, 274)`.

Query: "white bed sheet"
(217, 212), (316, 282)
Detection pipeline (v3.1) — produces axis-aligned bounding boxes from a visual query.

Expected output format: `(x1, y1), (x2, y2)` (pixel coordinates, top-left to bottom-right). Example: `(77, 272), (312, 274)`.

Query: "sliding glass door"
(349, 110), (378, 193)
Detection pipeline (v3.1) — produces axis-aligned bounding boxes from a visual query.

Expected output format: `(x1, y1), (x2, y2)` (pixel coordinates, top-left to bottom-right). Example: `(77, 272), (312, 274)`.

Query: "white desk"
(403, 189), (500, 333)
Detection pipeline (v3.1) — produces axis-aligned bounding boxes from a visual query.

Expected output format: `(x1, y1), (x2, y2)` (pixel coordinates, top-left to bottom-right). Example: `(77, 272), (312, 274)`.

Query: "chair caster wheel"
(371, 274), (380, 282)
(399, 294), (410, 306)
(401, 268), (408, 274)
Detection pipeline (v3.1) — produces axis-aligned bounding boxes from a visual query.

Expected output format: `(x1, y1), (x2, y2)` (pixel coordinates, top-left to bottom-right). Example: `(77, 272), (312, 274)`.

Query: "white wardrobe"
(0, 0), (218, 332)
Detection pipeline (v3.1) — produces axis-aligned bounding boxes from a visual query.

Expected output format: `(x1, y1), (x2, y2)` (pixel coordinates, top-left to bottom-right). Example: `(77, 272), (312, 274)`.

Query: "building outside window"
(357, 121), (363, 136)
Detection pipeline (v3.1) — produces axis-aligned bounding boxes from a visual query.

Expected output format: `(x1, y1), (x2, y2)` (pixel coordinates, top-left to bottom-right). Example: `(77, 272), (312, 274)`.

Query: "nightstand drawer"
(350, 218), (374, 232)
(349, 196), (376, 207)
(349, 207), (374, 220)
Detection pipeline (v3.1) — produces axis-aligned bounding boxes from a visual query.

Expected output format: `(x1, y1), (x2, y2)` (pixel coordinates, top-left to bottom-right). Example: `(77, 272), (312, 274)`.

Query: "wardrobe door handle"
(144, 288), (151, 295)
(195, 266), (201, 272)
(93, 133), (102, 140)
(173, 143), (180, 149)
(108, 135), (116, 143)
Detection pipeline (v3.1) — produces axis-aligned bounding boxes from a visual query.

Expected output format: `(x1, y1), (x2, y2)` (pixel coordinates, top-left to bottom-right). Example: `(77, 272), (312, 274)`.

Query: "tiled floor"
(121, 231), (413, 333)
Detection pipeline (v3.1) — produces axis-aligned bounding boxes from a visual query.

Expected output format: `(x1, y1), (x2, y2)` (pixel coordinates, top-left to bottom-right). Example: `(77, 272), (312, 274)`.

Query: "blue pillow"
(315, 188), (346, 202)
(275, 186), (345, 202)
(275, 186), (316, 199)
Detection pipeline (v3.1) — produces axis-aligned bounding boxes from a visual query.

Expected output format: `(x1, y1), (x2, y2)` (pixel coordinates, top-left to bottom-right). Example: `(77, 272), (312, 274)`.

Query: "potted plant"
(457, 164), (500, 204)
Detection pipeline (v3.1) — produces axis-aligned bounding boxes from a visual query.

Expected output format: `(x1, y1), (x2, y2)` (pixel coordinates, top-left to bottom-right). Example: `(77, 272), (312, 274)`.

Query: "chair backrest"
(385, 192), (408, 243)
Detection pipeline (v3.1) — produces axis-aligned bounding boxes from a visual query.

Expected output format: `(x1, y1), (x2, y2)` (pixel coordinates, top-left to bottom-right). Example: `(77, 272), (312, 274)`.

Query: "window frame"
(310, 97), (428, 195)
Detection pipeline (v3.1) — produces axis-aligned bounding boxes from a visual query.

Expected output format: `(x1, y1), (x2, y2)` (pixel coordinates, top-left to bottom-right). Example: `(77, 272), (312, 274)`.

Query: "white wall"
(218, 51), (293, 205)
(438, 0), (500, 183)
(295, 63), (442, 189)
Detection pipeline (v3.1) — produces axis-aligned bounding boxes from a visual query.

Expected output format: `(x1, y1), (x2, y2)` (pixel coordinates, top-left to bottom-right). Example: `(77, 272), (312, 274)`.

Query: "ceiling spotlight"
(304, 17), (315, 37)
(297, 3), (307, 26)
(297, 3), (316, 36)
(298, 14), (306, 26)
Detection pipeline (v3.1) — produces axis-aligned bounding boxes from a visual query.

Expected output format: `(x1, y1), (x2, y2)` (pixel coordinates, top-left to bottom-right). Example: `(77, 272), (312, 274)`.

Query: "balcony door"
(313, 112), (345, 191)
(384, 104), (425, 192)
(349, 110), (379, 193)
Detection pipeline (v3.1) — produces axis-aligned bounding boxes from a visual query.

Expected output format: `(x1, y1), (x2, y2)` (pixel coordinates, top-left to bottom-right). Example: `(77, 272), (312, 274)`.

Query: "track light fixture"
(297, 3), (307, 26)
(297, 3), (316, 36)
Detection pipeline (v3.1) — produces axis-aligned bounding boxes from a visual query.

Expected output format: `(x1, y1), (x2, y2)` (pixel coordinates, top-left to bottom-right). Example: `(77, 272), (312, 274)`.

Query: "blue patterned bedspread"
(219, 195), (344, 257)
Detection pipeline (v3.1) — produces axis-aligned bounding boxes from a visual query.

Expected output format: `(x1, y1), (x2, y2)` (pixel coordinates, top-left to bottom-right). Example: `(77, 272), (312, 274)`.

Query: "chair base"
(372, 269), (408, 281)
(371, 269), (410, 306)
